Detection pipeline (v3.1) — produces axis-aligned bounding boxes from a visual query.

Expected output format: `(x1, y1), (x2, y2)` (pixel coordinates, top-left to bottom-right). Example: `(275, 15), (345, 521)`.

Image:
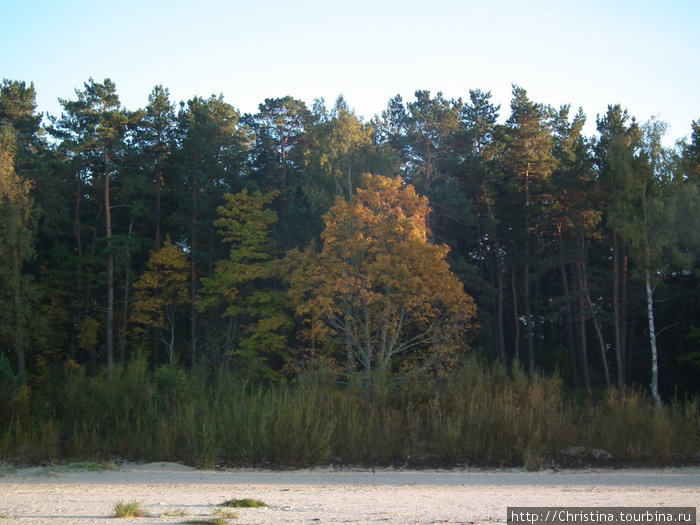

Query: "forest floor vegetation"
(0, 358), (698, 470)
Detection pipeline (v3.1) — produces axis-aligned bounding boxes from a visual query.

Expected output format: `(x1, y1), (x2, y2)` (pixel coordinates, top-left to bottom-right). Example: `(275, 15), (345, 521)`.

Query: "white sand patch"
(0, 466), (697, 524)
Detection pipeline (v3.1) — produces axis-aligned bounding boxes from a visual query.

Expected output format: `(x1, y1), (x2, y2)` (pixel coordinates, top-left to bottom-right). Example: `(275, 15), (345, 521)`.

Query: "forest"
(0, 78), (699, 468)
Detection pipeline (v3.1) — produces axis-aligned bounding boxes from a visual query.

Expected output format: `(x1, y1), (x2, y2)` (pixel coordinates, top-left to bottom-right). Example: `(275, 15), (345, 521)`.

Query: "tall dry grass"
(0, 357), (697, 468)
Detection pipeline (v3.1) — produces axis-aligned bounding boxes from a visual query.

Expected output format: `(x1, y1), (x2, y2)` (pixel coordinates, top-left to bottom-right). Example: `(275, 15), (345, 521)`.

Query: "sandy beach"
(0, 463), (698, 524)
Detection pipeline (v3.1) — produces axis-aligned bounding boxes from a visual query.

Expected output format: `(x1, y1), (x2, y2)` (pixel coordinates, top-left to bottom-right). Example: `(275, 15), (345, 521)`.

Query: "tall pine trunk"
(155, 168), (163, 249)
(511, 265), (520, 363)
(612, 232), (625, 390)
(104, 149), (114, 377)
(495, 257), (507, 366)
(575, 257), (591, 395)
(523, 263), (535, 373)
(559, 251), (578, 388)
(12, 246), (26, 385)
(190, 184), (198, 366)
(118, 218), (134, 362)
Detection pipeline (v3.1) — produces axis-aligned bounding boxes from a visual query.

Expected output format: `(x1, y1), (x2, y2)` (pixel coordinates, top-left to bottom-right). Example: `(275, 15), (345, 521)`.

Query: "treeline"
(1, 77), (699, 404)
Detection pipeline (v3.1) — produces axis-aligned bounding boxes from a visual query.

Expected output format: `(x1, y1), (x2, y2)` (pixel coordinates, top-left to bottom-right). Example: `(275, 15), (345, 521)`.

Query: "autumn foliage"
(287, 174), (476, 391)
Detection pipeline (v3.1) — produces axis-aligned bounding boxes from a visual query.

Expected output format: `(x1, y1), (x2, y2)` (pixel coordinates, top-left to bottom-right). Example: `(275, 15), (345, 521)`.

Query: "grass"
(162, 508), (188, 517)
(112, 500), (149, 518)
(69, 461), (119, 471)
(1, 358), (698, 470)
(0, 510), (11, 519)
(52, 461), (119, 473)
(213, 508), (240, 519)
(182, 518), (227, 525)
(219, 498), (268, 508)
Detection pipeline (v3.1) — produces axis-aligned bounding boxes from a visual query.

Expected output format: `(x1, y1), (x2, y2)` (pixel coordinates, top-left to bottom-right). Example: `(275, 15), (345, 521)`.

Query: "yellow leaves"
(77, 317), (101, 354)
(130, 238), (189, 332)
(286, 174), (477, 372)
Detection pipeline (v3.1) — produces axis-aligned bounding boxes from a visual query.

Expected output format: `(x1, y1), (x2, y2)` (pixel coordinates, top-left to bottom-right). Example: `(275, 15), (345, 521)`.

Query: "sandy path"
(0, 463), (698, 524)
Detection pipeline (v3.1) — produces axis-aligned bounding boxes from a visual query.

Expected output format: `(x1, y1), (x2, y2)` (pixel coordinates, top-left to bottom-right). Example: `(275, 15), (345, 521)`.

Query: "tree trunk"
(645, 266), (661, 403)
(155, 168), (163, 249)
(483, 185), (506, 366)
(496, 259), (507, 366)
(190, 184), (198, 366)
(523, 263), (535, 373)
(576, 258), (591, 395)
(560, 254), (578, 388)
(621, 244), (628, 380)
(612, 232), (625, 389)
(511, 265), (520, 363)
(118, 218), (134, 362)
(12, 246), (26, 385)
(104, 150), (114, 377)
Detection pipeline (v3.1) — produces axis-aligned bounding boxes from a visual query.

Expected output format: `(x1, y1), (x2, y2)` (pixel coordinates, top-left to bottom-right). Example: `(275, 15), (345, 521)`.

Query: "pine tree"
(0, 126), (36, 384)
(49, 78), (131, 376)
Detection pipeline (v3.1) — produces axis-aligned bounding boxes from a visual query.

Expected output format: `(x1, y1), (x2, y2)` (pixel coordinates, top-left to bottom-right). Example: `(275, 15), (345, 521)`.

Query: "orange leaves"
(286, 175), (476, 377)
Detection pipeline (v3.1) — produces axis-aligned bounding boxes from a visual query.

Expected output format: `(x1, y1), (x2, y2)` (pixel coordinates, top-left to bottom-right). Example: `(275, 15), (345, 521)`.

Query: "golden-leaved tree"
(130, 238), (189, 364)
(286, 174), (476, 395)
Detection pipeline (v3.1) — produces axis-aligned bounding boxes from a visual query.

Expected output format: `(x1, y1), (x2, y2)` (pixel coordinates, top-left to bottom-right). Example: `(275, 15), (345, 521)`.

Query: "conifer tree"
(0, 127), (36, 384)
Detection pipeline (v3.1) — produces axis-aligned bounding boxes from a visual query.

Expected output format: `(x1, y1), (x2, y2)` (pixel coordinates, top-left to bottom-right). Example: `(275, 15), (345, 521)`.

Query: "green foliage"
(219, 498), (268, 508)
(130, 238), (189, 364)
(0, 358), (697, 468)
(681, 327), (700, 370)
(0, 125), (37, 384)
(67, 461), (119, 471)
(1, 76), (699, 470)
(213, 507), (239, 519)
(201, 189), (293, 380)
(112, 500), (149, 518)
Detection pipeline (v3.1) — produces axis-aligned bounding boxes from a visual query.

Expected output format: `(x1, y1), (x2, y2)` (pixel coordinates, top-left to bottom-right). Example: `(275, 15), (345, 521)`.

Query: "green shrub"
(220, 498), (267, 508)
(112, 500), (149, 518)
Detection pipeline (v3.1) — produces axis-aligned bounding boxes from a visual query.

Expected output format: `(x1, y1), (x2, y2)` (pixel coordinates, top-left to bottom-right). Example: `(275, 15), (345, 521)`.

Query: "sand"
(0, 462), (698, 524)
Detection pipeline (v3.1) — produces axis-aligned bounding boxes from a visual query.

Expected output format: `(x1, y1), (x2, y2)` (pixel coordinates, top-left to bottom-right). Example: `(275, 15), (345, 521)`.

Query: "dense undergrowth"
(1, 358), (698, 470)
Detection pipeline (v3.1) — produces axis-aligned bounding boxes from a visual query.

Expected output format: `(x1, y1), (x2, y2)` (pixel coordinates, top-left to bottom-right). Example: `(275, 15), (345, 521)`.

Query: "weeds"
(219, 498), (268, 508)
(1, 358), (698, 469)
(213, 507), (240, 518)
(182, 518), (227, 525)
(69, 461), (119, 471)
(43, 461), (119, 474)
(112, 500), (149, 518)
(162, 508), (188, 517)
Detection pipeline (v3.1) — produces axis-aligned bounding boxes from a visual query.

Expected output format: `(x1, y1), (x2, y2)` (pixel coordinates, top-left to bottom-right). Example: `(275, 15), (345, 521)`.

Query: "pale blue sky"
(2, 0), (699, 144)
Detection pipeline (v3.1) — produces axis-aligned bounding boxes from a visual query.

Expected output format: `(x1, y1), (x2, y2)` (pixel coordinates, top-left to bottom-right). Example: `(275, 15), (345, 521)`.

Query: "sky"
(2, 0), (699, 145)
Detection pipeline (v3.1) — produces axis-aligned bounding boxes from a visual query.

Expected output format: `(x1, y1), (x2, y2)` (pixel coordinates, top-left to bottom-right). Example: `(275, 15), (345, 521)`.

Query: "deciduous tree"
(286, 174), (476, 397)
(131, 238), (189, 364)
(201, 189), (292, 379)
